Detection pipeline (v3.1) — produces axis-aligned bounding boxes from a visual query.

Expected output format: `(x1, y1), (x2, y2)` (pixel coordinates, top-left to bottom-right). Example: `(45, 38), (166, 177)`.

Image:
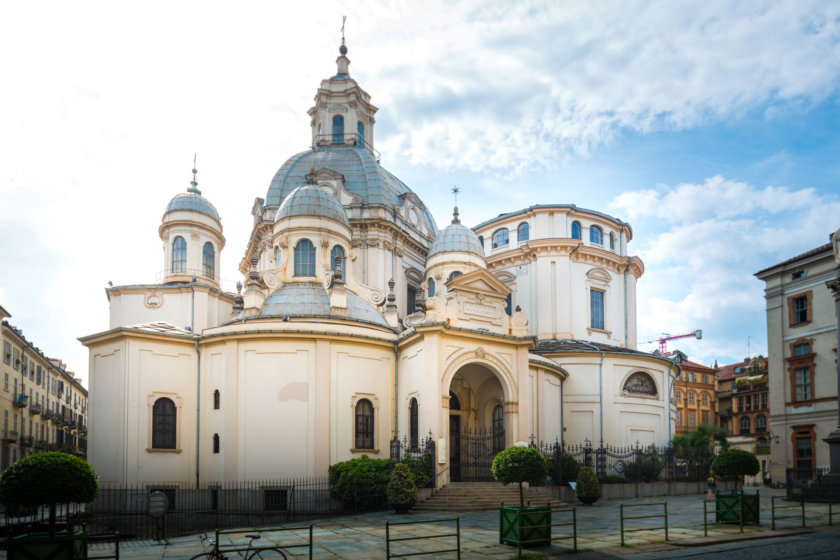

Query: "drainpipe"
(190, 279), (196, 332)
(560, 372), (565, 447)
(624, 253), (632, 348)
(666, 360), (677, 445)
(195, 337), (201, 489)
(574, 340), (605, 448)
(393, 339), (399, 448)
(569, 242), (583, 258)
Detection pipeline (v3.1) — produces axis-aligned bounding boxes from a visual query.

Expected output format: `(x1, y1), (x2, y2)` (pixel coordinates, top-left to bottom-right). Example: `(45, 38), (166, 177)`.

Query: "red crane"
(645, 330), (703, 354)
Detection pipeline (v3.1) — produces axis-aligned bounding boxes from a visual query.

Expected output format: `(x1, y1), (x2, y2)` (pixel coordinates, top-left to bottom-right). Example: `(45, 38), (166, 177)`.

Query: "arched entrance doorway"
(447, 363), (507, 481)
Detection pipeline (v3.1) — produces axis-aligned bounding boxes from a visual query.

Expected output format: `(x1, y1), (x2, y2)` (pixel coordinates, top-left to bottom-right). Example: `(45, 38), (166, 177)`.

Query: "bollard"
(620, 503), (625, 546)
(573, 507), (578, 552)
(703, 499), (708, 537)
(664, 502), (669, 541)
(801, 494), (806, 528)
(772, 496), (776, 530)
(386, 521), (390, 559)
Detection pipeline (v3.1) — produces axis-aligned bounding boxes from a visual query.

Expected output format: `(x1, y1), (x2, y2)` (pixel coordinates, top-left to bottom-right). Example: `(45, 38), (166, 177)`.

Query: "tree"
(491, 445), (548, 508)
(672, 424), (729, 481)
(710, 449), (760, 492)
(0, 452), (99, 533)
(575, 466), (601, 505)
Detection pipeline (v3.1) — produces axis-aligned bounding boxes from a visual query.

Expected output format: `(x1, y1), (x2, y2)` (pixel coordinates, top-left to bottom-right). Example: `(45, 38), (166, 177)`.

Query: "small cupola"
(159, 162), (225, 288)
(308, 39), (378, 154)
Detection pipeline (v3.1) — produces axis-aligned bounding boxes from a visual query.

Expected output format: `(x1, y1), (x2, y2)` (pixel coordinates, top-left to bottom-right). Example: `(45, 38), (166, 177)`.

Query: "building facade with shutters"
(669, 352), (717, 436)
(1, 305), (88, 470)
(81, 43), (678, 487)
(756, 242), (838, 482)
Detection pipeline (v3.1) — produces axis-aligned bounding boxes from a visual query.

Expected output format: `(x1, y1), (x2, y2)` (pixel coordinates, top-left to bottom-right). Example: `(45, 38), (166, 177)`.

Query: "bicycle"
(190, 531), (288, 560)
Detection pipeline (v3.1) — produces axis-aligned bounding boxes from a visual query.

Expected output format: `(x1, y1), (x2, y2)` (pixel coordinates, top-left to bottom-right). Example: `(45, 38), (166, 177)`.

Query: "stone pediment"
(447, 269), (511, 301)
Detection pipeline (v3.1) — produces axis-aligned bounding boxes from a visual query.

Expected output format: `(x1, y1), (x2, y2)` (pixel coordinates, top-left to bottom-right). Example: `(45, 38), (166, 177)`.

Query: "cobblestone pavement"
(31, 487), (840, 559)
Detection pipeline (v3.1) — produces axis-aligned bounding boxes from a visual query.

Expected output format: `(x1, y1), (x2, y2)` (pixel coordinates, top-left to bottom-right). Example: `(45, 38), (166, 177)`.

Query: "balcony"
(12, 394), (28, 408)
(755, 444), (771, 454)
(54, 415), (67, 427)
(20, 436), (34, 447)
(2, 430), (18, 443)
(28, 402), (41, 415)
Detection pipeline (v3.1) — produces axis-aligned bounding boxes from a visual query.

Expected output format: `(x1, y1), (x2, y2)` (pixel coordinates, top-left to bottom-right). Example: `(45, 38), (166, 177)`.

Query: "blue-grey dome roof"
(427, 220), (485, 259)
(276, 185), (350, 227)
(266, 145), (437, 232)
(259, 282), (390, 328)
(165, 191), (221, 222)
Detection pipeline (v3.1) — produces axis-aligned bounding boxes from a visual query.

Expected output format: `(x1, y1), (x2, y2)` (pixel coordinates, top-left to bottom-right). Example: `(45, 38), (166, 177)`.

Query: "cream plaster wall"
(107, 287), (234, 333)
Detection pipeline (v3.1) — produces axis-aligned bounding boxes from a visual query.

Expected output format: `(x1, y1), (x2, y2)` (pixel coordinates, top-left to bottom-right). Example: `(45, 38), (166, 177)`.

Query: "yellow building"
(671, 351), (717, 435)
(1, 304), (88, 470)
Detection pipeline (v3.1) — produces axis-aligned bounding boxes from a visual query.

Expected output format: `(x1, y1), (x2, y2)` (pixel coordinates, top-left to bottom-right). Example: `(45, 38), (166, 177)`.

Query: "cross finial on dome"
(336, 16), (350, 75)
(451, 186), (460, 224)
(188, 154), (202, 194)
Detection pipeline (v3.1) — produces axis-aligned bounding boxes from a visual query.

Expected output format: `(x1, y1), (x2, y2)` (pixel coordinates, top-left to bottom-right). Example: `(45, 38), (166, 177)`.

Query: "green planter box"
(715, 491), (760, 524)
(7, 529), (87, 560)
(499, 504), (551, 547)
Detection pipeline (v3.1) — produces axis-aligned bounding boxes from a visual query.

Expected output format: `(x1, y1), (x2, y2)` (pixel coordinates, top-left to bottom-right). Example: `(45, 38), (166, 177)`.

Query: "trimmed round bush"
(491, 446), (548, 507)
(328, 455), (393, 511)
(0, 452), (99, 529)
(575, 466), (601, 505)
(710, 449), (760, 492)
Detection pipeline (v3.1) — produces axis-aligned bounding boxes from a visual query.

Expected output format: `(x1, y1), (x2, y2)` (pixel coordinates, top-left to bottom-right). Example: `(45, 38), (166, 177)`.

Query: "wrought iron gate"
(451, 427), (503, 482)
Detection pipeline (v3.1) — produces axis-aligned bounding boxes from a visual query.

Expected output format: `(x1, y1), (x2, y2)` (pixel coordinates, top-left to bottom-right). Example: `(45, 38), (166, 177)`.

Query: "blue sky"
(1, 1), (839, 383)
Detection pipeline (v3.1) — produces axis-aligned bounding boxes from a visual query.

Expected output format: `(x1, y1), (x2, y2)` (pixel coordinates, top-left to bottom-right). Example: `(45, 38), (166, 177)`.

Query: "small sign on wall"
(516, 265), (528, 276)
(438, 438), (447, 463)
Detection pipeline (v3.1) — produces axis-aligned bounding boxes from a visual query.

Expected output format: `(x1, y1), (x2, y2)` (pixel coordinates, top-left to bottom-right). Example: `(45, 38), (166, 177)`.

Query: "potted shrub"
(575, 466), (601, 505)
(710, 449), (761, 524)
(1, 452), (99, 560)
(492, 445), (551, 547)
(386, 462), (417, 513)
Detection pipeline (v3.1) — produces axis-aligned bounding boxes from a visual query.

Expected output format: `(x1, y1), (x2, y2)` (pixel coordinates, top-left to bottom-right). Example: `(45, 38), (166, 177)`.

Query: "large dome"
(428, 220), (485, 259)
(165, 191), (221, 222)
(257, 282), (390, 328)
(266, 145), (437, 231)
(276, 185), (350, 227)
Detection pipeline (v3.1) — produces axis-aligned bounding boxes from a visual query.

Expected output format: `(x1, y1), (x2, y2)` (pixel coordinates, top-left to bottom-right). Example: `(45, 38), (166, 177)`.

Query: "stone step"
(415, 482), (566, 512)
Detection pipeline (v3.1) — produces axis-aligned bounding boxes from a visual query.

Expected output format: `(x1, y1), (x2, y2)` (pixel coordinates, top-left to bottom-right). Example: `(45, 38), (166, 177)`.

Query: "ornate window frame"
(786, 338), (816, 407)
(351, 393), (379, 453)
(147, 392), (183, 453)
(787, 291), (812, 327)
(619, 370), (659, 400)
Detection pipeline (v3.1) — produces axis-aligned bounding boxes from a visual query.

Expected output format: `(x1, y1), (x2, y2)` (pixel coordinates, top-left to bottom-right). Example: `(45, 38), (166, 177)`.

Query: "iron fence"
(389, 432), (435, 487)
(531, 439), (712, 485)
(0, 477), (388, 542)
(787, 466), (839, 501)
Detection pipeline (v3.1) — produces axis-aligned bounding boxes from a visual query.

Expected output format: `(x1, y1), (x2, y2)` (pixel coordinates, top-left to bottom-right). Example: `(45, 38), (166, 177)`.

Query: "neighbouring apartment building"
(716, 356), (771, 484)
(671, 351), (716, 435)
(756, 240), (838, 482)
(0, 304), (88, 469)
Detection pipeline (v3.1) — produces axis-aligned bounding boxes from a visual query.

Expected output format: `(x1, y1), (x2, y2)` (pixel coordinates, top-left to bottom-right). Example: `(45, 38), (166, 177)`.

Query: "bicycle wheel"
(248, 547), (288, 560)
(189, 553), (215, 560)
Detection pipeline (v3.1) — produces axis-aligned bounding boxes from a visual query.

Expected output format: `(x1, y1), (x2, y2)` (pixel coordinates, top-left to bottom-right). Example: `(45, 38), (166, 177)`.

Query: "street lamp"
(824, 228), (840, 473)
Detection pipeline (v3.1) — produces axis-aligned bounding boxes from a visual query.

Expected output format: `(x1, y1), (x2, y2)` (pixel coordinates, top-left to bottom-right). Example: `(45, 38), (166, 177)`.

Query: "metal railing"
(619, 502), (668, 546)
(312, 133), (380, 161)
(550, 506), (577, 552)
(385, 517), (460, 559)
(771, 495), (806, 530)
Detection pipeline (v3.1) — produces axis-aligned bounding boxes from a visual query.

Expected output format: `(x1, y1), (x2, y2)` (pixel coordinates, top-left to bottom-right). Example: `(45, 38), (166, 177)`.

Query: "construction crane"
(641, 330), (703, 354)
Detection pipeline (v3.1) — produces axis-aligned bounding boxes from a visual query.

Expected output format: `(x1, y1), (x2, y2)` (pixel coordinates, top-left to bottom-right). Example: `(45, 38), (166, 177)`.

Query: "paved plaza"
(77, 487), (840, 559)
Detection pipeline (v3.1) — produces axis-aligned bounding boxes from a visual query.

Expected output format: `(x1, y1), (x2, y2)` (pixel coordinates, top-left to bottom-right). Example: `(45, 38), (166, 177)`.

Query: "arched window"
(427, 277), (436, 298)
(202, 242), (215, 279)
(609, 233), (615, 250)
(294, 239), (316, 277)
(409, 398), (419, 450)
(448, 391), (461, 410)
(212, 433), (220, 454)
(740, 416), (751, 434)
(492, 404), (504, 453)
(701, 392), (708, 406)
(571, 221), (581, 239)
(447, 271), (462, 282)
(274, 246), (281, 267)
(152, 398), (176, 449)
(517, 222), (529, 242)
(590, 225), (603, 245)
(172, 237), (187, 274)
(331, 245), (345, 274)
(357, 121), (364, 146)
(213, 390), (220, 410)
(755, 414), (767, 432)
(355, 398), (374, 450)
(478, 235), (484, 248)
(332, 115), (344, 144)
(623, 372), (657, 396)
(492, 228), (509, 249)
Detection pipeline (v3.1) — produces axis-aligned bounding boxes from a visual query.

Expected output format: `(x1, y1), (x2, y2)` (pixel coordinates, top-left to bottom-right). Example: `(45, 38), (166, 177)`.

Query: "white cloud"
(618, 176), (840, 366)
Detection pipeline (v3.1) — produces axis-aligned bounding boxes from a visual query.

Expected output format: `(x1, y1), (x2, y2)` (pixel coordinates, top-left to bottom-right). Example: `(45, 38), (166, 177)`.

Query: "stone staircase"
(414, 482), (566, 512)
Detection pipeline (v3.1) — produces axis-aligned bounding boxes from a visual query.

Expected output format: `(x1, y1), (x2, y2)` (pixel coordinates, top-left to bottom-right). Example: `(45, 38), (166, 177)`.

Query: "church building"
(81, 42), (678, 486)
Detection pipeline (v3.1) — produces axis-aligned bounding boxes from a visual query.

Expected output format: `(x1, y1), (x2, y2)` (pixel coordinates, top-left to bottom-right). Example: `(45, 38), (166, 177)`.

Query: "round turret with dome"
(424, 207), (487, 299)
(159, 164), (225, 287)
